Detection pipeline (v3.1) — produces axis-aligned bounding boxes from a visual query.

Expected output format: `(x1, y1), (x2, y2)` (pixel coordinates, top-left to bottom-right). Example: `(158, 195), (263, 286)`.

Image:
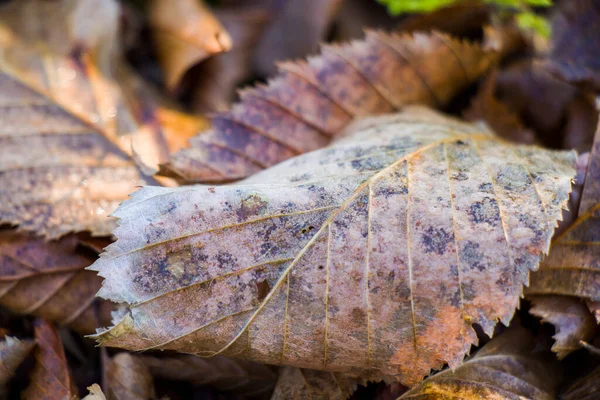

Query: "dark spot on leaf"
(421, 226), (453, 255)
(256, 280), (270, 302)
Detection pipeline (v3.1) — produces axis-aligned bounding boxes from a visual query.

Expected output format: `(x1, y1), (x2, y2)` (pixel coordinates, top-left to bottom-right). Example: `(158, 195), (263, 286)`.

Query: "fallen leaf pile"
(0, 0), (598, 398)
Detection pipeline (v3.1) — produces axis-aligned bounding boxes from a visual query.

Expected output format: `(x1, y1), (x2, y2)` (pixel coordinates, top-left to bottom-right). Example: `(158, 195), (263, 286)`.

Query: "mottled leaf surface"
(140, 355), (277, 398)
(0, 230), (112, 334)
(164, 31), (497, 183)
(0, 0), (154, 238)
(0, 336), (35, 396)
(529, 295), (596, 359)
(92, 108), (575, 384)
(527, 109), (600, 311)
(398, 326), (560, 400)
(271, 367), (357, 400)
(23, 319), (78, 399)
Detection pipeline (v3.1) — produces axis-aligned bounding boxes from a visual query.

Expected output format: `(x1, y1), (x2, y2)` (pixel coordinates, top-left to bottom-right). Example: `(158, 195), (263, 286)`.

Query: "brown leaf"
(105, 352), (155, 400)
(527, 106), (600, 312)
(529, 295), (596, 359)
(398, 326), (561, 399)
(23, 319), (78, 399)
(191, 7), (273, 113)
(0, 0), (158, 238)
(0, 336), (35, 397)
(163, 31), (498, 183)
(271, 367), (357, 400)
(544, 0), (600, 91)
(587, 300), (600, 324)
(140, 355), (276, 398)
(560, 365), (600, 400)
(465, 70), (536, 144)
(91, 108), (575, 385)
(0, 230), (112, 334)
(149, 0), (232, 91)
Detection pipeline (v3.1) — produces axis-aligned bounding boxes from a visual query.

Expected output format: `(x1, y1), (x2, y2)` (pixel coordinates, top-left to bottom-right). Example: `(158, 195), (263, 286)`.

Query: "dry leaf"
(560, 365), (600, 400)
(587, 300), (600, 324)
(527, 108), (600, 312)
(140, 355), (276, 398)
(105, 352), (155, 400)
(83, 384), (108, 400)
(398, 325), (560, 399)
(91, 107), (575, 385)
(149, 0), (232, 90)
(544, 0), (600, 91)
(164, 31), (498, 183)
(0, 230), (112, 334)
(271, 367), (357, 400)
(23, 319), (78, 399)
(0, 336), (35, 397)
(529, 295), (596, 359)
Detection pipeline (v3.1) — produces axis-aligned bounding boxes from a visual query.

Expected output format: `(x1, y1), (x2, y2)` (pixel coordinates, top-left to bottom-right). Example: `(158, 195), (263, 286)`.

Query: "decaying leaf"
(140, 355), (277, 398)
(23, 319), (78, 399)
(560, 365), (600, 400)
(0, 230), (112, 334)
(544, 0), (600, 91)
(0, 336), (35, 396)
(149, 0), (232, 91)
(105, 352), (155, 400)
(527, 107), (600, 314)
(92, 107), (575, 385)
(587, 300), (600, 324)
(398, 326), (560, 399)
(163, 31), (498, 183)
(529, 295), (596, 359)
(0, 0), (156, 238)
(271, 367), (358, 400)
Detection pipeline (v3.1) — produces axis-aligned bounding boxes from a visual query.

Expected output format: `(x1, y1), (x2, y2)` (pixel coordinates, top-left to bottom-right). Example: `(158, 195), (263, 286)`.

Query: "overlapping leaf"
(529, 295), (596, 359)
(140, 355), (277, 398)
(398, 326), (560, 400)
(527, 108), (600, 314)
(0, 230), (111, 334)
(163, 31), (498, 183)
(92, 107), (575, 385)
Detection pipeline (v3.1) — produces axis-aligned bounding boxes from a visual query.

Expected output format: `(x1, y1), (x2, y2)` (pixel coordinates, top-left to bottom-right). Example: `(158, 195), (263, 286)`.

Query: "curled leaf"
(529, 295), (596, 359)
(149, 0), (232, 90)
(271, 367), (357, 400)
(0, 336), (35, 397)
(0, 230), (112, 334)
(140, 355), (276, 398)
(399, 326), (560, 400)
(23, 319), (78, 399)
(163, 31), (497, 183)
(92, 108), (575, 385)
